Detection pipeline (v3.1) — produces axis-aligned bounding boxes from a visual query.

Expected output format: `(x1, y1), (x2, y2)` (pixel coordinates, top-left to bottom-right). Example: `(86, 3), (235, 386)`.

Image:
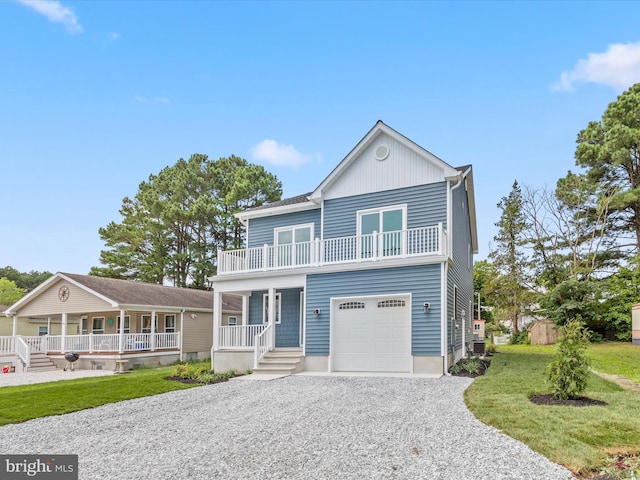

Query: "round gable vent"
(375, 144), (389, 161)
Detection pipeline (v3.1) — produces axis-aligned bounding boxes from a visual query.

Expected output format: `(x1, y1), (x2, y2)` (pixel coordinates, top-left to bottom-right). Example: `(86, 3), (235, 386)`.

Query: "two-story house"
(210, 121), (477, 375)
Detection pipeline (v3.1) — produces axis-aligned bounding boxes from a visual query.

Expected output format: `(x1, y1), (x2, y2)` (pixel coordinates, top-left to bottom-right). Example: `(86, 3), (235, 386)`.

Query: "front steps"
(252, 349), (304, 376)
(26, 352), (57, 372)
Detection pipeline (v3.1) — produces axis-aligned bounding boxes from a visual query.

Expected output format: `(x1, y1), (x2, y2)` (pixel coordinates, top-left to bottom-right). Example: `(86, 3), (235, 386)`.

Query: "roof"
(246, 192), (313, 212)
(5, 273), (242, 314)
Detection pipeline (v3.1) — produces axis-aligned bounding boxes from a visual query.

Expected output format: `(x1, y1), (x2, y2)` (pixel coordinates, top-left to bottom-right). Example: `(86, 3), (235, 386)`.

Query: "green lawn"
(465, 343), (640, 477)
(0, 365), (202, 426)
(587, 343), (640, 384)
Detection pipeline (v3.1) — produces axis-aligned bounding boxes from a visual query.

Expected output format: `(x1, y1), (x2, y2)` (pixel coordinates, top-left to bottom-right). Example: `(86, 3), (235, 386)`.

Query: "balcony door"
(358, 205), (406, 258)
(275, 224), (313, 267)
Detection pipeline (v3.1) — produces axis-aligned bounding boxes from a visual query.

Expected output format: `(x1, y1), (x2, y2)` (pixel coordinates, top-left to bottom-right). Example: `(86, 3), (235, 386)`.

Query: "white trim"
(274, 222), (315, 244)
(299, 291), (304, 348)
(262, 293), (281, 325)
(165, 314), (176, 333)
(227, 315), (238, 326)
(236, 199), (317, 222)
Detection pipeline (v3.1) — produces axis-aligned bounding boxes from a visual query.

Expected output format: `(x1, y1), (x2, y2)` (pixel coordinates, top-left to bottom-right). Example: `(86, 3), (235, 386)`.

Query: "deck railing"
(253, 323), (274, 369)
(219, 325), (266, 349)
(0, 336), (15, 354)
(218, 224), (446, 274)
(17, 333), (180, 354)
(15, 336), (30, 368)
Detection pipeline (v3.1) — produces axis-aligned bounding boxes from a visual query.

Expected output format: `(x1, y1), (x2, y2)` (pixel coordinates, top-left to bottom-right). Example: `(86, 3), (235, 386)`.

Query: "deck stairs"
(252, 348), (304, 376)
(26, 352), (57, 372)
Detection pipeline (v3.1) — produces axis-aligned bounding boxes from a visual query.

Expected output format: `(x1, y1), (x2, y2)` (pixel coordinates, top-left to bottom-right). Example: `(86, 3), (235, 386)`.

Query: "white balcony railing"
(219, 325), (266, 349)
(218, 224), (446, 275)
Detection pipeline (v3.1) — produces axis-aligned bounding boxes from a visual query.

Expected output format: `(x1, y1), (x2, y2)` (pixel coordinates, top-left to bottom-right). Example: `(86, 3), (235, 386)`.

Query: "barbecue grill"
(63, 352), (80, 371)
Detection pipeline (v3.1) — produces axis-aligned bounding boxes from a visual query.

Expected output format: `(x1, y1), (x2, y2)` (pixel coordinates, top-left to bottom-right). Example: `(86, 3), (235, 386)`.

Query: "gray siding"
(248, 288), (302, 348)
(305, 265), (441, 356)
(447, 181), (474, 353)
(247, 209), (321, 248)
(323, 182), (447, 239)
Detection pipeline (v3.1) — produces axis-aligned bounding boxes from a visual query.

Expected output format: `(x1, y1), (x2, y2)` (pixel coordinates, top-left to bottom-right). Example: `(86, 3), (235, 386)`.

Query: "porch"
(217, 224), (447, 275)
(1, 333), (180, 370)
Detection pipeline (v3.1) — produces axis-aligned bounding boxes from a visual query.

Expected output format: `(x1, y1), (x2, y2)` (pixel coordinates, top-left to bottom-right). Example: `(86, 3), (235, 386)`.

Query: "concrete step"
(255, 349), (303, 375)
(26, 352), (57, 372)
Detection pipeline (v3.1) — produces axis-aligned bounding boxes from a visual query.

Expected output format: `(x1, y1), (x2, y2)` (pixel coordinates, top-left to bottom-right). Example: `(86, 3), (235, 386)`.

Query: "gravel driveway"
(0, 375), (575, 479)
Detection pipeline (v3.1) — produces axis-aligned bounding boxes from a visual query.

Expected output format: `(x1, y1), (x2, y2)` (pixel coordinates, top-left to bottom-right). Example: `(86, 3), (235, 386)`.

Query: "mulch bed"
(450, 359), (491, 378)
(529, 393), (608, 407)
(164, 376), (231, 385)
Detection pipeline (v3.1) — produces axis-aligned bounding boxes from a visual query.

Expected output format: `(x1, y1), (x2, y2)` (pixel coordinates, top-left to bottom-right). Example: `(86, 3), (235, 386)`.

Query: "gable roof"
(309, 120), (460, 202)
(4, 273), (239, 315)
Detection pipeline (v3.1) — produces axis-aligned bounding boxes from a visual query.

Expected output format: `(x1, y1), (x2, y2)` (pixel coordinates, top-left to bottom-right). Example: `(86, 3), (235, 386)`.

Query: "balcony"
(217, 223), (446, 275)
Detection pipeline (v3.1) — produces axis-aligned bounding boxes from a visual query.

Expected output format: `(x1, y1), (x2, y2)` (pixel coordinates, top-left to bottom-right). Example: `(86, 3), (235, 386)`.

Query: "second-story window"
(274, 224), (313, 267)
(357, 205), (407, 258)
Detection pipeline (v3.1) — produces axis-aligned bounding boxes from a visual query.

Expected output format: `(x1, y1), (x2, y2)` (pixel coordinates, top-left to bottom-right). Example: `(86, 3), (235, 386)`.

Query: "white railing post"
(89, 333), (94, 354)
(263, 244), (269, 271)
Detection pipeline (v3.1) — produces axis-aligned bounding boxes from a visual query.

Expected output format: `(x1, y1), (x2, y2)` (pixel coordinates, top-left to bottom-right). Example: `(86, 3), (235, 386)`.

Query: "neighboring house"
(473, 319), (485, 340)
(1, 272), (241, 371)
(210, 121), (478, 375)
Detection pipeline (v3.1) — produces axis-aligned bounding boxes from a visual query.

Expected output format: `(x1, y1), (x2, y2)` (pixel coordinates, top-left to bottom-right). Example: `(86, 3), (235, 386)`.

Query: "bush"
(450, 357), (482, 375)
(546, 318), (591, 400)
(510, 329), (530, 345)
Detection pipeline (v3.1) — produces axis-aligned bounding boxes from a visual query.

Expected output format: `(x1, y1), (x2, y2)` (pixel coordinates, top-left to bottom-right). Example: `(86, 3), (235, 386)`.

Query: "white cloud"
(251, 139), (309, 168)
(553, 41), (640, 92)
(134, 96), (170, 104)
(107, 32), (120, 41)
(18, 0), (83, 34)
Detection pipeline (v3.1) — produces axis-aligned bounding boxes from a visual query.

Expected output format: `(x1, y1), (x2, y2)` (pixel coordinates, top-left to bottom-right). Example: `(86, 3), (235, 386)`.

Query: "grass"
(465, 343), (640, 477)
(0, 363), (207, 426)
(587, 343), (640, 384)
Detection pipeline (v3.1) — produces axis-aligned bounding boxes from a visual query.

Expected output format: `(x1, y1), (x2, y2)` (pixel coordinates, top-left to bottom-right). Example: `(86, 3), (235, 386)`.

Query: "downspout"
(443, 172), (464, 376)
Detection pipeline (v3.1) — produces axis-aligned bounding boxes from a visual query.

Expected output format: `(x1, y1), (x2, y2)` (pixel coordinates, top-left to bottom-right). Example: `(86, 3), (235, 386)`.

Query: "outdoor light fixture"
(190, 313), (197, 319)
(423, 303), (430, 313)
(313, 308), (321, 318)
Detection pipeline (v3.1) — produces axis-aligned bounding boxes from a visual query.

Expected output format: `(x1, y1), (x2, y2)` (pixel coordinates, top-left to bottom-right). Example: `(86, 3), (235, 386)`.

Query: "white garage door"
(332, 295), (411, 372)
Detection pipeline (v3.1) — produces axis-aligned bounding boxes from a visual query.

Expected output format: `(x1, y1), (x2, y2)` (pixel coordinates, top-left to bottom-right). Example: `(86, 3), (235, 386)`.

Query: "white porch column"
(150, 310), (156, 351)
(61, 313), (67, 353)
(241, 295), (249, 326)
(179, 310), (184, 361)
(268, 287), (276, 348)
(213, 291), (222, 351)
(12, 315), (17, 337)
(118, 309), (126, 354)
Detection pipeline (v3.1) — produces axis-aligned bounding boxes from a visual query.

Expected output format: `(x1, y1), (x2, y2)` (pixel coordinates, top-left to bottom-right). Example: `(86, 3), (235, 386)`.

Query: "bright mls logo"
(1, 455), (77, 479)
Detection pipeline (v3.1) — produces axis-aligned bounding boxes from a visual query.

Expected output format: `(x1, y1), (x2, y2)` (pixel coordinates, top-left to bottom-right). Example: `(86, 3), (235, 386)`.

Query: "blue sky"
(2, 0), (640, 275)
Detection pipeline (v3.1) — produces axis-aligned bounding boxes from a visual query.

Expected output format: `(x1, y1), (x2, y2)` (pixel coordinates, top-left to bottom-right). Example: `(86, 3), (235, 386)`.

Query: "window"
(377, 299), (406, 308)
(165, 315), (176, 333)
(141, 315), (158, 333)
(117, 316), (130, 334)
(338, 301), (365, 310)
(474, 323), (481, 331)
(92, 317), (105, 334)
(357, 205), (406, 258)
(38, 326), (48, 336)
(227, 316), (237, 326)
(263, 293), (281, 324)
(81, 318), (88, 334)
(274, 224), (313, 267)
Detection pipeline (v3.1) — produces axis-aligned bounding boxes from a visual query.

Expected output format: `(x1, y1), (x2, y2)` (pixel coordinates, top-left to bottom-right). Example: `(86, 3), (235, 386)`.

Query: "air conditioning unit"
(472, 340), (486, 355)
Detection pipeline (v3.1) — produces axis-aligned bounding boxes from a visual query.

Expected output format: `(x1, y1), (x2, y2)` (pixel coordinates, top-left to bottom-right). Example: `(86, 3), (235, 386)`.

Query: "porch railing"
(219, 325), (266, 349)
(29, 333), (180, 354)
(15, 336), (30, 368)
(254, 323), (274, 369)
(218, 223), (447, 274)
(0, 336), (15, 354)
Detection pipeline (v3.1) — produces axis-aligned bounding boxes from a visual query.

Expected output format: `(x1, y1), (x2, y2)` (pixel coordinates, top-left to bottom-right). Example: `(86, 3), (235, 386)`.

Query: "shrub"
(546, 318), (591, 400)
(450, 357), (482, 375)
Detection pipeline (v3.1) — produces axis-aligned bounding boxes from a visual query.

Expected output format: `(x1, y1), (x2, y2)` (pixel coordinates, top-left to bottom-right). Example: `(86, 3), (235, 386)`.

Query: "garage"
(331, 295), (412, 372)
